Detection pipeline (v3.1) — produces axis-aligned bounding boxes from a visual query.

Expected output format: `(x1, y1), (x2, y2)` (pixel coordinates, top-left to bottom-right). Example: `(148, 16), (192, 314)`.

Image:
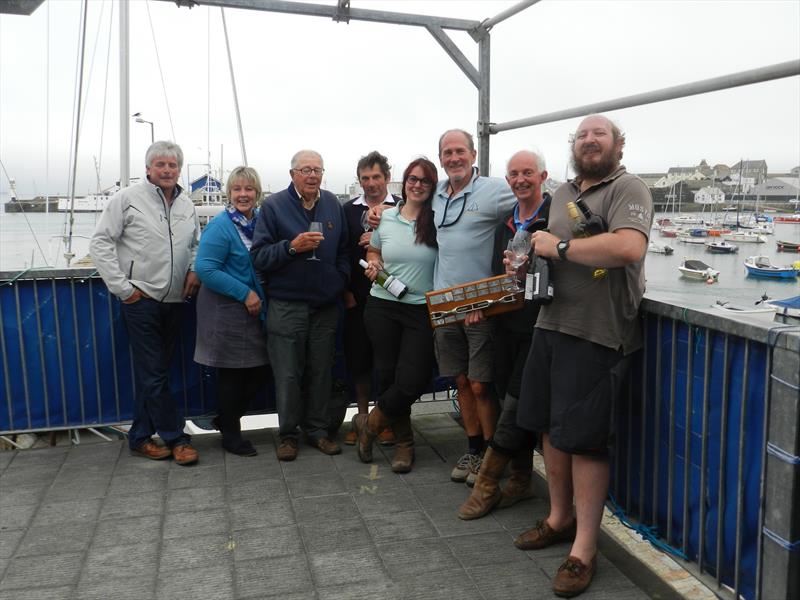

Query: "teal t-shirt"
(369, 205), (436, 305)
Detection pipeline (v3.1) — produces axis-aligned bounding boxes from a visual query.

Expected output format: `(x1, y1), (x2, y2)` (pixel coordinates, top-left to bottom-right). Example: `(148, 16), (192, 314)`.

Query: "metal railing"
(1, 269), (798, 599)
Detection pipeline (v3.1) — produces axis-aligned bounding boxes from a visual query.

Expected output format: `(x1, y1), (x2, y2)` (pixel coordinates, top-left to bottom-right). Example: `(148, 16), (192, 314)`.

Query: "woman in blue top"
(352, 157), (438, 473)
(194, 166), (268, 456)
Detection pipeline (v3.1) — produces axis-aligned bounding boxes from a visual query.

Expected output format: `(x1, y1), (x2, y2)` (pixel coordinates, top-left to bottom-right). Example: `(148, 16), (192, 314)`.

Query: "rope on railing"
(762, 527), (800, 552)
(606, 491), (689, 560)
(766, 442), (800, 465)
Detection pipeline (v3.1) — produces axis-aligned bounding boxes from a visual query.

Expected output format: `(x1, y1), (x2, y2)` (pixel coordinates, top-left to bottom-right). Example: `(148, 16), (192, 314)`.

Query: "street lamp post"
(132, 113), (154, 144)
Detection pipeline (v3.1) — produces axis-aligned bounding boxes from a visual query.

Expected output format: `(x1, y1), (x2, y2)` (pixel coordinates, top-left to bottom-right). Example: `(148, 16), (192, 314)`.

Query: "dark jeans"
(217, 366), (268, 445)
(363, 296), (434, 419)
(120, 298), (189, 450)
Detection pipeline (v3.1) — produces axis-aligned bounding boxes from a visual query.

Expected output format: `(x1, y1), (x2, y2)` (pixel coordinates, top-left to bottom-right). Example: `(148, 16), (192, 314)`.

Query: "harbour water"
(0, 211), (798, 310)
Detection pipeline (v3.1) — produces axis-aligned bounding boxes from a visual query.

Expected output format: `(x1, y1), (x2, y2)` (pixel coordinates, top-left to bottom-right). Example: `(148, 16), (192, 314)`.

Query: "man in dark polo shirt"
(515, 115), (653, 597)
(340, 151), (398, 445)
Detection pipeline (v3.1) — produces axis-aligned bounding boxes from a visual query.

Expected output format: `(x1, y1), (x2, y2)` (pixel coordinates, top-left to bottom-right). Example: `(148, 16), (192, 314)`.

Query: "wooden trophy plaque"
(425, 274), (523, 329)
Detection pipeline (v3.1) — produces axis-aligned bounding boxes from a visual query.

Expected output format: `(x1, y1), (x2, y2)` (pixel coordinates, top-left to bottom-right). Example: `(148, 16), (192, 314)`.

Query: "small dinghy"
(762, 294), (800, 318)
(776, 240), (800, 252)
(713, 300), (776, 322)
(679, 258), (719, 283)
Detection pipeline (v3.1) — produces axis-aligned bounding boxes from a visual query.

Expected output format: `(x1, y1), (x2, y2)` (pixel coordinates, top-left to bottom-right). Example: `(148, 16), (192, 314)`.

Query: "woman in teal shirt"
(353, 158), (438, 473)
(194, 166), (268, 456)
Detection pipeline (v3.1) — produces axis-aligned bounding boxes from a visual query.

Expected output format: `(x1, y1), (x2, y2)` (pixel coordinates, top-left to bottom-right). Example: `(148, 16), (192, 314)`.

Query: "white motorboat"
(678, 258), (720, 283)
(713, 300), (776, 322)
(648, 242), (674, 255)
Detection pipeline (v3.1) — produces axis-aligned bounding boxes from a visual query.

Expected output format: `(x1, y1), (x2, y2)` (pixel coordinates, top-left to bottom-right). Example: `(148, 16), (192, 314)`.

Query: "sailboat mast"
(119, 0), (129, 188)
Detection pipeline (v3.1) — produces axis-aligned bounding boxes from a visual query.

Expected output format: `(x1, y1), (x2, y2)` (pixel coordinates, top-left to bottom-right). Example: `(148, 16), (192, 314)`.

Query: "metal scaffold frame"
(162, 0), (799, 177)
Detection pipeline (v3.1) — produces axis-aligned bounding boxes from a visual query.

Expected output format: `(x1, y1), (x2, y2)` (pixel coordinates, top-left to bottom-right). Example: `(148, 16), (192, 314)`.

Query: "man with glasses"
(251, 149), (349, 461)
(340, 151), (399, 446)
(432, 129), (516, 484)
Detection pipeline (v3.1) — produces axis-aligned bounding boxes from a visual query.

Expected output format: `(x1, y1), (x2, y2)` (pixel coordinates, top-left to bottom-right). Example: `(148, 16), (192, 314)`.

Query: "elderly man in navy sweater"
(251, 149), (349, 461)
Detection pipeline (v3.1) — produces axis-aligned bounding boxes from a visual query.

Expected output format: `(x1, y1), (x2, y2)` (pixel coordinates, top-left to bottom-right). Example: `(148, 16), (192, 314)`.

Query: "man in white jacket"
(90, 141), (201, 465)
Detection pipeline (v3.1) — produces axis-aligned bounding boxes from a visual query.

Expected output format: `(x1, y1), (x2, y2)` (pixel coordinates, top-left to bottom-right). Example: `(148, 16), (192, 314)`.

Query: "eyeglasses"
(294, 167), (324, 176)
(407, 175), (433, 188)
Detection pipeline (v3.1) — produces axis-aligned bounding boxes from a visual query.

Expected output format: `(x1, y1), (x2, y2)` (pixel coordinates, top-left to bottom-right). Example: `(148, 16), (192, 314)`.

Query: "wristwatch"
(556, 239), (570, 261)
(287, 242), (297, 257)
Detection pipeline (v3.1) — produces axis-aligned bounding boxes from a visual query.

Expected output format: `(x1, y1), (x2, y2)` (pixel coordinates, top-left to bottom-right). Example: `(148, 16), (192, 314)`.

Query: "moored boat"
(705, 240), (738, 254)
(744, 256), (800, 279)
(713, 300), (776, 322)
(648, 241), (674, 255)
(723, 231), (768, 244)
(776, 240), (800, 252)
(679, 258), (720, 283)
(677, 232), (707, 245)
(762, 294), (800, 318)
(773, 214), (800, 224)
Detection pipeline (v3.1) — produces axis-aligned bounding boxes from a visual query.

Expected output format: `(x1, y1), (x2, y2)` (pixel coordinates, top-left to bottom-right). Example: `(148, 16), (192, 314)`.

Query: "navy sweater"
(251, 184), (350, 308)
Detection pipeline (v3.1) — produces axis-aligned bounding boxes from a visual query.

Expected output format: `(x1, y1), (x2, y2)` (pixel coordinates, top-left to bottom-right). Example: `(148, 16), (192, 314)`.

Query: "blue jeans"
(120, 298), (190, 450)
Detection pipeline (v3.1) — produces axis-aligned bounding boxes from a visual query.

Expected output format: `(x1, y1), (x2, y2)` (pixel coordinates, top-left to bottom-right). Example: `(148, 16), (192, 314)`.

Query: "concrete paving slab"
(0, 407), (670, 599)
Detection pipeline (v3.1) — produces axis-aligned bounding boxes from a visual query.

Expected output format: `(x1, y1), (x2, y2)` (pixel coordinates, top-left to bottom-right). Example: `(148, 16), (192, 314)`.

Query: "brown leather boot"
(498, 449), (536, 508)
(457, 447), (509, 520)
(390, 414), (414, 473)
(353, 406), (389, 463)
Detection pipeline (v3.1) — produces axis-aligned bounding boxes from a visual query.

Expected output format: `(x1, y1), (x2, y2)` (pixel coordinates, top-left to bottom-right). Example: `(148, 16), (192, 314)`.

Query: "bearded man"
(514, 114), (653, 598)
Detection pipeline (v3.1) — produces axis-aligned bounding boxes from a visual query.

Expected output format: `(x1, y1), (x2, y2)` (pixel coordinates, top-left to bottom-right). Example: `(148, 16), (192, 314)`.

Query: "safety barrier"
(1, 269), (798, 599)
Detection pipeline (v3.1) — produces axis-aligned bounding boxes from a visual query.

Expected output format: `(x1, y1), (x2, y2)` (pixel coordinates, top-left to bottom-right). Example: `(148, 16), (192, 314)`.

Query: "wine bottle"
(567, 199), (607, 279)
(359, 259), (408, 299)
(525, 254), (554, 305)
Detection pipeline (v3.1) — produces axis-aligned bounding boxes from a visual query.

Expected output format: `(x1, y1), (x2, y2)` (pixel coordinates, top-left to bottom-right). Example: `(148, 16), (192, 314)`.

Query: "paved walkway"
(0, 408), (649, 599)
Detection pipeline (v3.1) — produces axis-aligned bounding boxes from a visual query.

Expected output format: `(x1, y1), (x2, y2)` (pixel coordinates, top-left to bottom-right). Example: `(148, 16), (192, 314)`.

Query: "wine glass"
(508, 230), (532, 291)
(359, 210), (372, 233)
(308, 221), (323, 261)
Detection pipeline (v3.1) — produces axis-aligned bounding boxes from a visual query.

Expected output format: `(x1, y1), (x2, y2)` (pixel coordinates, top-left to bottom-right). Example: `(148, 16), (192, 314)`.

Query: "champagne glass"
(508, 230), (532, 291)
(308, 221), (323, 261)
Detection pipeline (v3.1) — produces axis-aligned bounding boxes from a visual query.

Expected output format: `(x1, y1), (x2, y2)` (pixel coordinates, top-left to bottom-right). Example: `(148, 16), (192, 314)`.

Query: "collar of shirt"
(570, 164), (628, 193)
(353, 192), (396, 207)
(289, 183), (320, 204)
(513, 201), (545, 231)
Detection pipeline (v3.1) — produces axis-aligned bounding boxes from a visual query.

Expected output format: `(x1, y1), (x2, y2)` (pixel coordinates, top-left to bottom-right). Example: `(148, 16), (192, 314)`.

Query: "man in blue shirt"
(432, 130), (516, 483)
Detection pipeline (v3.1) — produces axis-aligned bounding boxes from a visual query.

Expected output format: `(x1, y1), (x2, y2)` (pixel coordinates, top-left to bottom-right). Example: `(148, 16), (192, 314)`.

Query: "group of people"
(89, 113), (653, 598)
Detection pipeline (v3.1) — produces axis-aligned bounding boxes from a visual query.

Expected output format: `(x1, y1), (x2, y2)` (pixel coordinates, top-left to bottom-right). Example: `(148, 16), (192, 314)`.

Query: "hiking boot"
(276, 437), (298, 461)
(553, 555), (597, 597)
(378, 426), (396, 446)
(514, 518), (577, 550)
(344, 427), (358, 445)
(390, 415), (414, 473)
(498, 449), (535, 508)
(457, 447), (508, 520)
(451, 452), (481, 483)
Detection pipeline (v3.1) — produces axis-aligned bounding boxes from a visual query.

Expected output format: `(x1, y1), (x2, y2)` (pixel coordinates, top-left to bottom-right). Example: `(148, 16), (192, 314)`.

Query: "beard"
(571, 144), (619, 181)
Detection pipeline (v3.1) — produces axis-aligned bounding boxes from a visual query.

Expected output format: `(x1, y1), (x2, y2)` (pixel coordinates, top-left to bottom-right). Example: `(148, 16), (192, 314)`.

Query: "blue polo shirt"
(369, 205), (437, 305)
(432, 168), (515, 289)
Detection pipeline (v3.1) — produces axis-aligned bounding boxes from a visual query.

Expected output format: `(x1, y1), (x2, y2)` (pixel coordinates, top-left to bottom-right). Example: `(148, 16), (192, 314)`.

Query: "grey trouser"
(266, 299), (338, 441)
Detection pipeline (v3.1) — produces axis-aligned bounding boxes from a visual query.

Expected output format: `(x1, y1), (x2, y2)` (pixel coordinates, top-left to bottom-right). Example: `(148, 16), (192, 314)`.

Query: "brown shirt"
(535, 165), (653, 354)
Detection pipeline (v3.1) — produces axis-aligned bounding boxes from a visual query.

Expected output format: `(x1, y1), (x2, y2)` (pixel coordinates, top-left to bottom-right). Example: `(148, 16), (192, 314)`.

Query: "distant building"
(729, 160), (768, 188)
(190, 174), (224, 205)
(348, 180), (403, 199)
(693, 186), (725, 205)
(753, 177), (800, 203)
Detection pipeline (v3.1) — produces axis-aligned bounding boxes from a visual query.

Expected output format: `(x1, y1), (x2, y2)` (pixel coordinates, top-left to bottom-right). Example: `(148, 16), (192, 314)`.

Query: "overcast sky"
(0, 0), (798, 199)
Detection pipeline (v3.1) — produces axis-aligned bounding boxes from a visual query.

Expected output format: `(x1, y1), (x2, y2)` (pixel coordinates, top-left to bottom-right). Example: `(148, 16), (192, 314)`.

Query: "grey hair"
(226, 166), (262, 200)
(505, 149), (547, 173)
(145, 141), (183, 169)
(291, 149), (324, 170)
(438, 129), (475, 155)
